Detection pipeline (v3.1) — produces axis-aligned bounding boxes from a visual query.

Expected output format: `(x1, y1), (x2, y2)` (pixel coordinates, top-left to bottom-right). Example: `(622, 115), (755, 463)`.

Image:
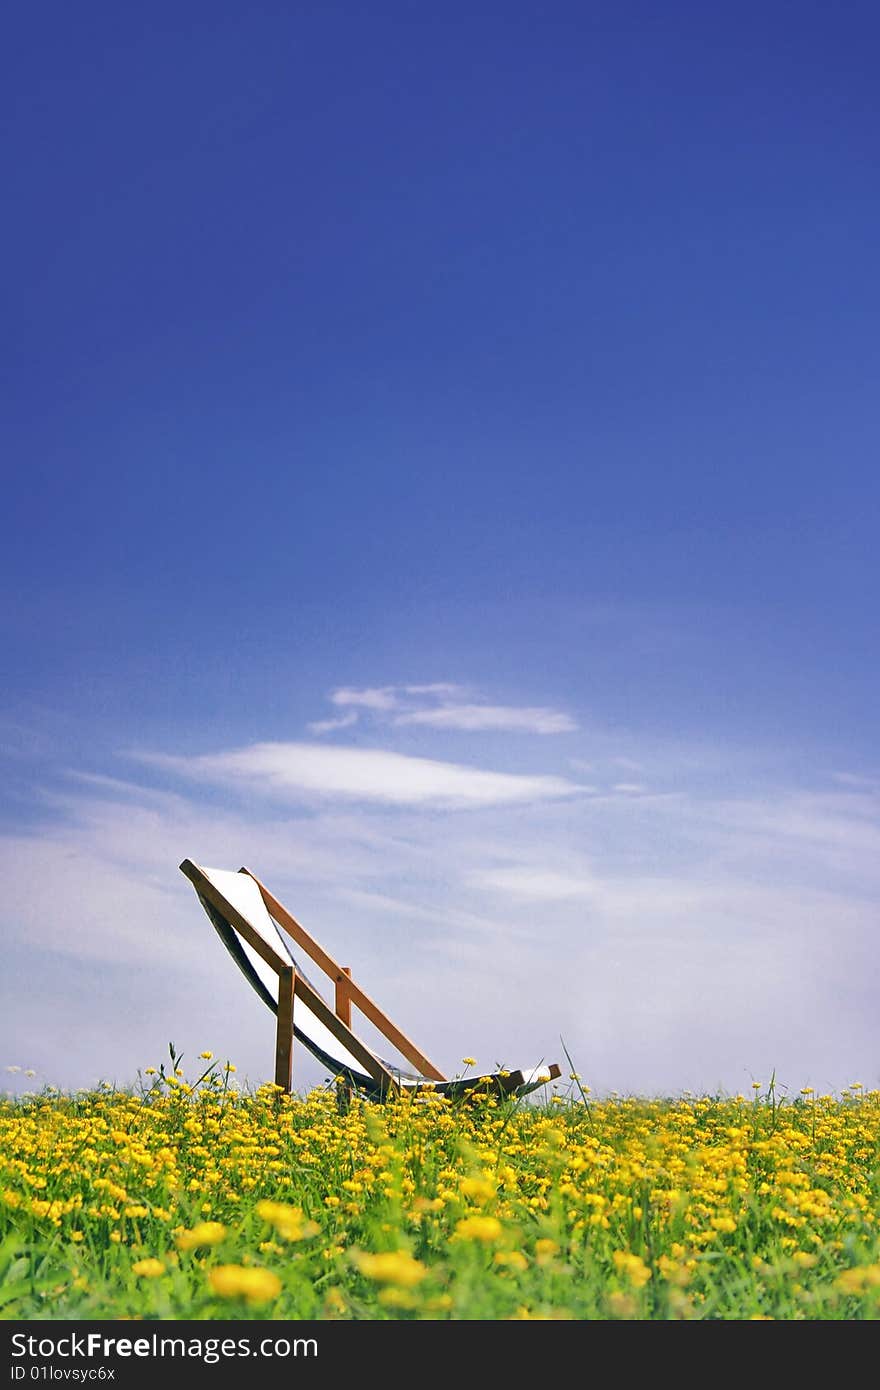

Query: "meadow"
(2, 1051), (879, 1320)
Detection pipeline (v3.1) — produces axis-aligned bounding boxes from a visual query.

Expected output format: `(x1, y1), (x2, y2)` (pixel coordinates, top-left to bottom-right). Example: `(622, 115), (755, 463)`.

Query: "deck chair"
(180, 860), (560, 1100)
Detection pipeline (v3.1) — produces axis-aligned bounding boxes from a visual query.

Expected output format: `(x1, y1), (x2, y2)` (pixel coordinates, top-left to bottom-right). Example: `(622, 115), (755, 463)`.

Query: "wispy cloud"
(473, 867), (597, 900)
(307, 712), (358, 735)
(138, 741), (586, 808)
(7, 689), (880, 1096)
(402, 683), (467, 698)
(330, 687), (399, 710)
(832, 771), (878, 790)
(316, 683), (575, 735)
(395, 704), (577, 734)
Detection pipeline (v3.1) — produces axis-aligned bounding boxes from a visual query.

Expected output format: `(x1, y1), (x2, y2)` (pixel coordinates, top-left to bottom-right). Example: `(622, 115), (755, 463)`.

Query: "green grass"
(2, 1057), (880, 1319)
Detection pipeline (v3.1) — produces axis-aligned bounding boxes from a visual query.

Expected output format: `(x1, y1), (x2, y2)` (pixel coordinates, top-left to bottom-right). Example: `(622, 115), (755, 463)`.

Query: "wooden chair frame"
(180, 859), (448, 1096)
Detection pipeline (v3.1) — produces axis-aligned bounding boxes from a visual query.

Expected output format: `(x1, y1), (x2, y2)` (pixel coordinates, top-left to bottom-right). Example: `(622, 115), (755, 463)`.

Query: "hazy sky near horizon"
(2, 3), (878, 1097)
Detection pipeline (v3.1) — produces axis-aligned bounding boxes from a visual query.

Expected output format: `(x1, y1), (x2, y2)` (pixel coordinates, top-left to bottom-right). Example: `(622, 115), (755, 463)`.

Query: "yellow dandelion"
(612, 1251), (652, 1288)
(323, 1288), (347, 1317)
(607, 1290), (638, 1318)
(256, 1199), (319, 1242)
(535, 1238), (559, 1261)
(425, 1293), (454, 1311)
(353, 1250), (427, 1288)
(175, 1221), (226, 1251)
(710, 1215), (737, 1234)
(377, 1287), (417, 1309)
(459, 1174), (496, 1203)
(494, 1251), (528, 1272)
(208, 1265), (281, 1305)
(132, 1258), (165, 1278)
(835, 1265), (880, 1294)
(454, 1215), (503, 1242)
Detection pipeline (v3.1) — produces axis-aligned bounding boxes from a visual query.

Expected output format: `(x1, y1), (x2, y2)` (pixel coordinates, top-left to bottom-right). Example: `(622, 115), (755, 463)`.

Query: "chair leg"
(335, 966), (354, 1110)
(275, 967), (295, 1092)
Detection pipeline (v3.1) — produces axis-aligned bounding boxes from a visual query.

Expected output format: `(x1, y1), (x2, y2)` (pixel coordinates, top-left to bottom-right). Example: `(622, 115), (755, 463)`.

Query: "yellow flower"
(355, 1251), (428, 1289)
(608, 1290), (638, 1318)
(494, 1250), (528, 1272)
(792, 1252), (817, 1269)
(377, 1287), (417, 1309)
(208, 1265), (281, 1305)
(132, 1258), (165, 1278)
(835, 1265), (880, 1295)
(425, 1293), (454, 1311)
(460, 1174), (496, 1203)
(710, 1215), (737, 1233)
(535, 1238), (559, 1262)
(323, 1288), (347, 1317)
(461, 1057), (477, 1067)
(256, 1199), (319, 1242)
(353, 1250), (427, 1288)
(454, 1215), (503, 1242)
(200, 1052), (214, 1060)
(175, 1221), (226, 1251)
(612, 1251), (652, 1288)
(657, 1254), (691, 1287)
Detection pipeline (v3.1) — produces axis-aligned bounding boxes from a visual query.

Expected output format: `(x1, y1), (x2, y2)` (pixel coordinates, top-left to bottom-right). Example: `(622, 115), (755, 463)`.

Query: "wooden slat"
(180, 860), (289, 975)
(275, 968), (295, 1092)
(336, 966), (352, 1027)
(240, 867), (447, 1082)
(291, 969), (397, 1096)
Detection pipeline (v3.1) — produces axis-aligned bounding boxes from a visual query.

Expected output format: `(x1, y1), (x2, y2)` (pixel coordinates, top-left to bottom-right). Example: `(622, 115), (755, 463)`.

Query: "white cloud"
(611, 782), (648, 794)
(473, 868), (597, 900)
(6, 730), (880, 1096)
(699, 792), (880, 883)
(395, 704), (577, 734)
(330, 687), (398, 710)
(139, 741), (586, 808)
(833, 771), (878, 790)
(402, 683), (467, 697)
(307, 712), (358, 735)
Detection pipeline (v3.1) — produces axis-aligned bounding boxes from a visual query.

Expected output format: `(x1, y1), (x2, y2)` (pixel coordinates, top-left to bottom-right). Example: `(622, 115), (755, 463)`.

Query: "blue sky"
(2, 3), (878, 1097)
